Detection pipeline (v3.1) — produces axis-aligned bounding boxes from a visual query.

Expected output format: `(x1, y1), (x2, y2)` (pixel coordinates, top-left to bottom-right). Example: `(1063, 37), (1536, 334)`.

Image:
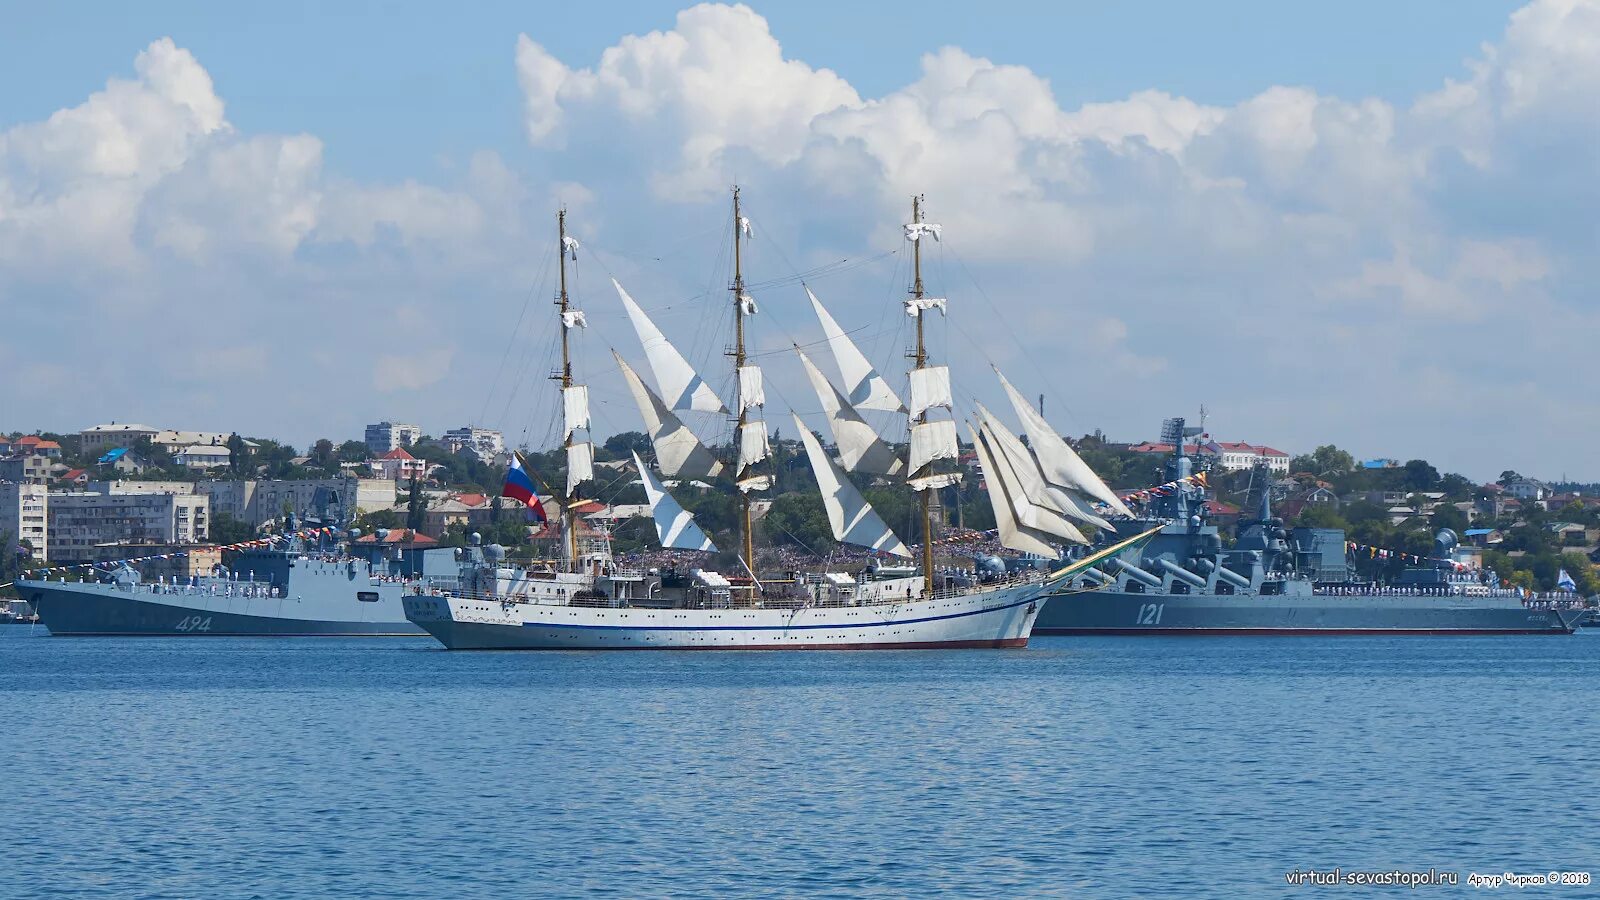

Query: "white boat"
(406, 195), (1150, 650)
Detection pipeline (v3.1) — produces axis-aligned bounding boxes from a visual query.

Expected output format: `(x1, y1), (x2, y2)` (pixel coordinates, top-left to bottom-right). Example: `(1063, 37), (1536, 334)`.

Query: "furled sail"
(795, 348), (903, 476)
(737, 365), (764, 413)
(975, 412), (1089, 543)
(792, 414), (911, 557)
(631, 451), (716, 552)
(566, 441), (594, 495)
(562, 385), (589, 439)
(738, 421), (771, 470)
(970, 423), (1064, 558)
(908, 419), (959, 479)
(908, 365), (953, 419)
(994, 367), (1134, 518)
(975, 403), (1111, 531)
(806, 287), (905, 413)
(613, 278), (727, 413)
(614, 351), (724, 479)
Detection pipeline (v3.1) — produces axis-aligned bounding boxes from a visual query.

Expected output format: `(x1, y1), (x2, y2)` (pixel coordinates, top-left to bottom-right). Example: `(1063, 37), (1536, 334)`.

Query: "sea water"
(2, 627), (1595, 898)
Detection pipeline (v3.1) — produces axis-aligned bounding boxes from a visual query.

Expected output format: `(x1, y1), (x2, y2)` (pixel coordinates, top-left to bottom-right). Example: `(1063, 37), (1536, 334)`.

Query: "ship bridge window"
(357, 591), (380, 602)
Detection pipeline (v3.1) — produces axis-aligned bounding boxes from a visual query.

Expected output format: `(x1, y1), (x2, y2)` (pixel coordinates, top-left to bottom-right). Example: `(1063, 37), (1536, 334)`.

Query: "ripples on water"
(2, 627), (1596, 898)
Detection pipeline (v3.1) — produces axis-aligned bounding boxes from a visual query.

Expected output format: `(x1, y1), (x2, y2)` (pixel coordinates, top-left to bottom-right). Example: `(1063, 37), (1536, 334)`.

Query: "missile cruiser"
(15, 531), (456, 637)
(1035, 420), (1586, 636)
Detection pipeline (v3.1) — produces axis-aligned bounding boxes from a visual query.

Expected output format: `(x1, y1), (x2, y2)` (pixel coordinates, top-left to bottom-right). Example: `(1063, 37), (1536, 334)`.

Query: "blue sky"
(3, 1), (1523, 181)
(1, 1), (1595, 481)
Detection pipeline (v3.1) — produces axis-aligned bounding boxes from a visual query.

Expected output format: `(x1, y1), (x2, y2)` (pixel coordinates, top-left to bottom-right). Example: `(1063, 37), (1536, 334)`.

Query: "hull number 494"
(174, 616), (213, 632)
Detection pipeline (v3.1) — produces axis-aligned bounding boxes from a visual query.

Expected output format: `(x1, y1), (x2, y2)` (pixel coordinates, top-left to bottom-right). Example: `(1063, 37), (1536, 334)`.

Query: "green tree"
(1291, 445), (1355, 477)
(601, 431), (652, 460)
(311, 438), (337, 471)
(405, 479), (425, 531)
(210, 512), (255, 545)
(1400, 459), (1440, 492)
(226, 432), (248, 473)
(764, 493), (835, 554)
(1295, 504), (1350, 530)
(337, 440), (370, 463)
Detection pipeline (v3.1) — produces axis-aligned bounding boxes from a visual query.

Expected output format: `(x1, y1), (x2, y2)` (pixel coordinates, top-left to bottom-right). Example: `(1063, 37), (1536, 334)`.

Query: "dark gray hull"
(19, 582), (422, 637)
(1036, 590), (1579, 635)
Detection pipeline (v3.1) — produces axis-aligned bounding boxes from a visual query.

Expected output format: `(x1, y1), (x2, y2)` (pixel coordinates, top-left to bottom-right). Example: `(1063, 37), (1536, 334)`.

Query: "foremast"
(553, 208), (593, 569)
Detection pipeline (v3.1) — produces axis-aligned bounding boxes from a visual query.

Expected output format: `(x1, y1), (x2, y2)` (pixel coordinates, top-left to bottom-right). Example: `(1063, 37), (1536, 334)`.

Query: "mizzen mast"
(911, 195), (933, 593)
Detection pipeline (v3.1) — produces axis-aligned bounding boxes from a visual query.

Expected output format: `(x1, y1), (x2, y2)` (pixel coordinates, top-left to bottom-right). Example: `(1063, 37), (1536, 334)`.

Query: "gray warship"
(1034, 420), (1585, 636)
(16, 530), (457, 637)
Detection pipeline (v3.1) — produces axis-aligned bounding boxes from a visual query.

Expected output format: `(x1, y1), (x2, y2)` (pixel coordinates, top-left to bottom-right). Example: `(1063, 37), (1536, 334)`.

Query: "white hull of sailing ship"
(402, 578), (1044, 650)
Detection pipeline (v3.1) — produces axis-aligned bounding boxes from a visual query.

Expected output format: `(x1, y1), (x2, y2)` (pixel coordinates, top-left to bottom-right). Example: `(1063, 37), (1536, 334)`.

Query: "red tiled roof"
(61, 468), (87, 480)
(353, 529), (437, 545)
(453, 492), (489, 507)
(33, 440), (61, 450)
(380, 447), (416, 460)
(17, 435), (41, 446)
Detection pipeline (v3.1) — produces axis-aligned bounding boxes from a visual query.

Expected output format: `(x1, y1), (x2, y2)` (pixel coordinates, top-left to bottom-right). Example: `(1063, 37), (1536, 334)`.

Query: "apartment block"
(47, 492), (209, 563)
(0, 482), (49, 563)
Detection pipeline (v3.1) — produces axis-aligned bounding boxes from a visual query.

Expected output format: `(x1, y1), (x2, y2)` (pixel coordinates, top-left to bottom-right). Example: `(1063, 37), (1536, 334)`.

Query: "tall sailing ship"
(403, 192), (1152, 650)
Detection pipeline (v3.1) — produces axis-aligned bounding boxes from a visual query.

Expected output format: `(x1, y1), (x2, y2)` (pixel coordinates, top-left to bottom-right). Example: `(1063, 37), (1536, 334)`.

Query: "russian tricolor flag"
(502, 453), (546, 522)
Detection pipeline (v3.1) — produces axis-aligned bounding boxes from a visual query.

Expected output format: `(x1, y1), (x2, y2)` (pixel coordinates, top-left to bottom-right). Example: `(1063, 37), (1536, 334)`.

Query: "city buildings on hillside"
(88, 481), (197, 495)
(199, 477), (397, 528)
(79, 423), (161, 453)
(365, 422), (421, 456)
(96, 448), (151, 474)
(1126, 438), (1291, 474)
(173, 444), (231, 469)
(370, 447), (426, 482)
(0, 451), (53, 485)
(1505, 478), (1549, 502)
(441, 427), (505, 461)
(47, 491), (209, 563)
(0, 482), (49, 562)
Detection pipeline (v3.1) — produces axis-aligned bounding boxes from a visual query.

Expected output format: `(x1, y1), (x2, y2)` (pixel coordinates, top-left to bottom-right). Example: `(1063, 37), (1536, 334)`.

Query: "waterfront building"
(364, 422), (421, 456)
(0, 482), (49, 562)
(198, 477), (396, 528)
(79, 423), (161, 453)
(47, 491), (209, 563)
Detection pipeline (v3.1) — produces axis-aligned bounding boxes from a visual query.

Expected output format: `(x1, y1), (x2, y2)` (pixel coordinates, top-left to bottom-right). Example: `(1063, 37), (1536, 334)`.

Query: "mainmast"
(910, 195), (934, 594)
(731, 187), (756, 577)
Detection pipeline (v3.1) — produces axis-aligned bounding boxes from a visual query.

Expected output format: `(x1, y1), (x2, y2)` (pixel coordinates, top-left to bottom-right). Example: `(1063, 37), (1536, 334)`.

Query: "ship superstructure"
(1034, 422), (1584, 635)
